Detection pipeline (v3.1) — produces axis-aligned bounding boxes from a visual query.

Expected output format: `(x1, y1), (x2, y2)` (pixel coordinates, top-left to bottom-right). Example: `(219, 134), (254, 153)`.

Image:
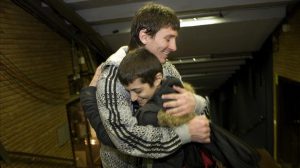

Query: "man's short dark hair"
(118, 48), (163, 87)
(128, 2), (180, 50)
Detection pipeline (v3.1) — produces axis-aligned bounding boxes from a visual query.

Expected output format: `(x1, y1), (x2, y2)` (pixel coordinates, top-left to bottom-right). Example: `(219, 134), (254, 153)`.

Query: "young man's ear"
(154, 72), (163, 87)
(139, 29), (149, 45)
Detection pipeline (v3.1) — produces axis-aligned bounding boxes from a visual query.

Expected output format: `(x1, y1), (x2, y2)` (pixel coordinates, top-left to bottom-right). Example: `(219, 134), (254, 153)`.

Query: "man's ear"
(154, 72), (163, 87)
(139, 29), (149, 45)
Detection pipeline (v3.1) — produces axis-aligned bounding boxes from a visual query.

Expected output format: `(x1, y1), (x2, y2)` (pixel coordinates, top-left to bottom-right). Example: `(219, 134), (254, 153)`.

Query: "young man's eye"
(135, 90), (141, 94)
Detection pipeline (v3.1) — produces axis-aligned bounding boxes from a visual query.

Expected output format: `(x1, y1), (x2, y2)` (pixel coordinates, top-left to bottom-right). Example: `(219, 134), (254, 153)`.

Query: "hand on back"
(162, 85), (196, 116)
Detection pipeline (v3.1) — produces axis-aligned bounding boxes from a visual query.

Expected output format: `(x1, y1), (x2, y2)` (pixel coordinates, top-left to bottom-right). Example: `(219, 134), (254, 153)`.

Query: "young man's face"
(125, 77), (161, 107)
(143, 27), (178, 64)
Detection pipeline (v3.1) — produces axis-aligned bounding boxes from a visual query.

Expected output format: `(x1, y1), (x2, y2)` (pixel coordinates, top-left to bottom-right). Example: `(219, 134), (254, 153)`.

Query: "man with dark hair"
(118, 48), (198, 129)
(80, 2), (210, 168)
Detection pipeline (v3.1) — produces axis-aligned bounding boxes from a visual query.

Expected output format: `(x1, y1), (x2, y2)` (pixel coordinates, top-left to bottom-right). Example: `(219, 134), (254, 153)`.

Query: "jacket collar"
(105, 46), (128, 66)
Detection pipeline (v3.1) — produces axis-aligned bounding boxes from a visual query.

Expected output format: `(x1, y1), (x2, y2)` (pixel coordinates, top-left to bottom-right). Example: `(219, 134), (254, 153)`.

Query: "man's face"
(143, 27), (178, 64)
(125, 78), (159, 107)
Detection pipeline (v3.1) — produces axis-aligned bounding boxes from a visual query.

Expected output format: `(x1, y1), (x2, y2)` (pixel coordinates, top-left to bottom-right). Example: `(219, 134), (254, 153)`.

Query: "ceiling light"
(64, 0), (88, 3)
(180, 16), (222, 27)
(170, 55), (252, 64)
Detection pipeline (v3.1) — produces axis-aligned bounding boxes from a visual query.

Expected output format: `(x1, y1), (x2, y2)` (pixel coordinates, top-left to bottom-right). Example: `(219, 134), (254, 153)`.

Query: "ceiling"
(60, 0), (297, 95)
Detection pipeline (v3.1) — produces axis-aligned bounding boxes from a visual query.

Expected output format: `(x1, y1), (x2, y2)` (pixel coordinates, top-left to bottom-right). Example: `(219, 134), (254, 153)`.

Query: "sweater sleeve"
(194, 94), (208, 115)
(96, 66), (182, 159)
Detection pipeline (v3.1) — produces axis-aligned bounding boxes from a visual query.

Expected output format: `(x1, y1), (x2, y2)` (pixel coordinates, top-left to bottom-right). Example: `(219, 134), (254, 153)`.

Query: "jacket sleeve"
(96, 66), (183, 159)
(79, 87), (114, 147)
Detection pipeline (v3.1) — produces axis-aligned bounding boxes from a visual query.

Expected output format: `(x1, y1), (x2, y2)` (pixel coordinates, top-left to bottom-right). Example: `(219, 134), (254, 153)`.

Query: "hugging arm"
(80, 87), (115, 147)
(96, 65), (185, 159)
(80, 65), (115, 147)
(162, 85), (211, 143)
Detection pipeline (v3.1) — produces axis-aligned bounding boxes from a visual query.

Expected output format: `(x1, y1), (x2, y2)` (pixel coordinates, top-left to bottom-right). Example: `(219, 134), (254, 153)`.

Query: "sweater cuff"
(174, 124), (191, 144)
(194, 94), (207, 115)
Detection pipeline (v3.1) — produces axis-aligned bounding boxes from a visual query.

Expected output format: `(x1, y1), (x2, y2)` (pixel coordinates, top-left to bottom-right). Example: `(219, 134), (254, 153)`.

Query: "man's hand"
(89, 65), (102, 87)
(188, 115), (210, 143)
(162, 85), (196, 116)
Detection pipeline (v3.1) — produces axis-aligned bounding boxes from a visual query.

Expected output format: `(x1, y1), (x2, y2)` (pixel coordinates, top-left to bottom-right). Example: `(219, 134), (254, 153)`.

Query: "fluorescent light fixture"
(170, 55), (252, 64)
(64, 0), (88, 3)
(180, 16), (223, 27)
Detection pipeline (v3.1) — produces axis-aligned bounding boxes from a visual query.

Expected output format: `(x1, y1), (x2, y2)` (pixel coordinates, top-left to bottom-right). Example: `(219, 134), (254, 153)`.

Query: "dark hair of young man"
(118, 48), (162, 87)
(128, 2), (180, 50)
